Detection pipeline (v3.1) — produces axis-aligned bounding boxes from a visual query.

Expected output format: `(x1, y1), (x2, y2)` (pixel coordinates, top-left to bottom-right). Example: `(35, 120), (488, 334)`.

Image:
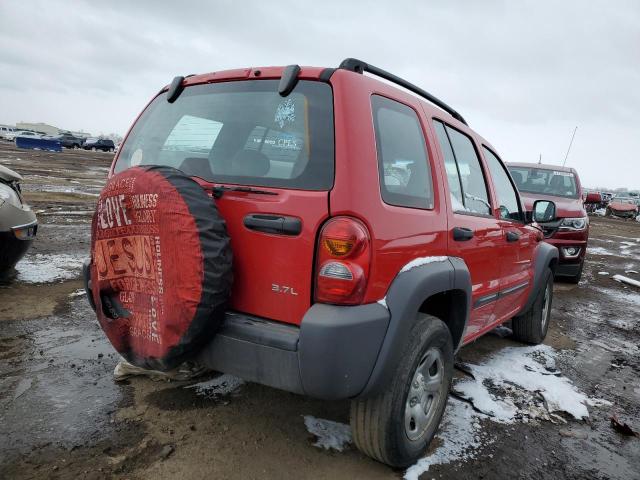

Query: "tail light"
(315, 217), (371, 305)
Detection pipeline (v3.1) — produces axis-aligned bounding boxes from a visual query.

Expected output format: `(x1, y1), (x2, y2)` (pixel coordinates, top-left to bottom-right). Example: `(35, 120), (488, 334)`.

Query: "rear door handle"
(452, 227), (474, 241)
(243, 214), (302, 236)
(506, 231), (520, 242)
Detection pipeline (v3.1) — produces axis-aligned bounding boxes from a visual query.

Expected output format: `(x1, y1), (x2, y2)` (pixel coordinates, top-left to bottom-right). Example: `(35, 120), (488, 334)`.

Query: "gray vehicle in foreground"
(0, 165), (37, 274)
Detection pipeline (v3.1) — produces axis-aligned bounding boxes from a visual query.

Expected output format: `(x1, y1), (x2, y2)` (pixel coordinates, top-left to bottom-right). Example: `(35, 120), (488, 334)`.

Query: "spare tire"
(90, 166), (232, 371)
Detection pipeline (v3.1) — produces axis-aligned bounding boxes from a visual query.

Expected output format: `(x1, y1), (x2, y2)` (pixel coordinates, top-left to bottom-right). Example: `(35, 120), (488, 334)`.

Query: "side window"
(372, 95), (433, 209)
(434, 122), (465, 211)
(483, 147), (523, 222)
(433, 121), (491, 215)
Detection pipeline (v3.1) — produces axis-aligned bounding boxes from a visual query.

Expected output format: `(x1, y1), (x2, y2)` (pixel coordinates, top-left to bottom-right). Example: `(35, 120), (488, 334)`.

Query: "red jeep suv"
(507, 162), (588, 283)
(85, 59), (559, 467)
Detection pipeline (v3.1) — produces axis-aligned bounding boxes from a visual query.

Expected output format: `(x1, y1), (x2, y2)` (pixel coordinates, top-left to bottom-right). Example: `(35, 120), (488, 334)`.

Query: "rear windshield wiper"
(209, 185), (278, 199)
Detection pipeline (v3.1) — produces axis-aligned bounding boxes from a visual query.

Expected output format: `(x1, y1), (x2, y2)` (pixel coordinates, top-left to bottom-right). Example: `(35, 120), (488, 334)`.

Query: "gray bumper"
(197, 303), (390, 400)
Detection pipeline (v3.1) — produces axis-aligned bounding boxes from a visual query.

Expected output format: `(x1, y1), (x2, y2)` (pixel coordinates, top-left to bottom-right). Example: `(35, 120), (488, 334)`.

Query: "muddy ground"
(0, 141), (638, 479)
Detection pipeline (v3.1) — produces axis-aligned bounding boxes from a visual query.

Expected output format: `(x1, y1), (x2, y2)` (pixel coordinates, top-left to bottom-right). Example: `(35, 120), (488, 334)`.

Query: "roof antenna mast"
(562, 126), (578, 167)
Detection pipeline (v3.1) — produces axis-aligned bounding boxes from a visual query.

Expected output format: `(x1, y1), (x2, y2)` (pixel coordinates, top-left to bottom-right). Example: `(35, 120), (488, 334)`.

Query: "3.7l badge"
(271, 284), (299, 296)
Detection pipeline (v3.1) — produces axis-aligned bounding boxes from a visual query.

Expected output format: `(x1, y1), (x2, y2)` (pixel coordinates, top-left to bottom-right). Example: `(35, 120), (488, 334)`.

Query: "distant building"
(16, 122), (59, 135)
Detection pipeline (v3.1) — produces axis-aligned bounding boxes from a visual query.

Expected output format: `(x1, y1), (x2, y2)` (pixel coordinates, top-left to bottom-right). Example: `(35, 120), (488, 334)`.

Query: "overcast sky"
(1, 0), (638, 189)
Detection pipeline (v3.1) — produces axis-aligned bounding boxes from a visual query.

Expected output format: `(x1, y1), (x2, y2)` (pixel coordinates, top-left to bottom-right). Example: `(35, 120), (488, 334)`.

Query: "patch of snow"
(404, 399), (490, 480)
(625, 270), (638, 275)
(612, 274), (640, 288)
(303, 416), (352, 452)
(400, 256), (449, 273)
(406, 344), (612, 478)
(13, 378), (33, 400)
(593, 208), (606, 216)
(185, 374), (244, 397)
(453, 345), (608, 421)
(377, 297), (388, 309)
(587, 246), (615, 256)
(69, 289), (86, 297)
(598, 271), (609, 275)
(454, 345), (609, 421)
(15, 253), (85, 283)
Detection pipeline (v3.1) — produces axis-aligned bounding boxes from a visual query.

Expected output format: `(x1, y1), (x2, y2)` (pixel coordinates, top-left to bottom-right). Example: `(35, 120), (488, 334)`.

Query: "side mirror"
(532, 200), (556, 223)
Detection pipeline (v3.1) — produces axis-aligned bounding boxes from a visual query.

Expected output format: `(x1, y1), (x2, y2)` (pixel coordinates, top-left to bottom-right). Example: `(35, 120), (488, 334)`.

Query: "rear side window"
(434, 120), (491, 215)
(372, 95), (433, 209)
(114, 80), (334, 190)
(483, 146), (523, 222)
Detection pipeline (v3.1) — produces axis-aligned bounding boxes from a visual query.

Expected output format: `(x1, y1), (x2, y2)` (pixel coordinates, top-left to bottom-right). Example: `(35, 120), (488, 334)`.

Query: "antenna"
(562, 126), (578, 167)
(538, 153), (542, 164)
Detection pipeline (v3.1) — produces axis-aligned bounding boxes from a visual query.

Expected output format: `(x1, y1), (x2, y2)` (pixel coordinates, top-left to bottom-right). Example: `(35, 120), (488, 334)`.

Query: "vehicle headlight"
(0, 183), (22, 208)
(559, 217), (587, 230)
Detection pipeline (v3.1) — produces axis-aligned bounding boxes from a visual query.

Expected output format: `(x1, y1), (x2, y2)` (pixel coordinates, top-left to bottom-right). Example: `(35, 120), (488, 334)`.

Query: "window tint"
(372, 95), (433, 209)
(483, 147), (522, 222)
(434, 121), (491, 215)
(115, 80), (334, 190)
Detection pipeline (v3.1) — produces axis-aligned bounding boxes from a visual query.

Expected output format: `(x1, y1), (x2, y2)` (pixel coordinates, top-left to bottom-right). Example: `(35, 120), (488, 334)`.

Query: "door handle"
(506, 231), (520, 242)
(453, 227), (474, 241)
(243, 214), (302, 236)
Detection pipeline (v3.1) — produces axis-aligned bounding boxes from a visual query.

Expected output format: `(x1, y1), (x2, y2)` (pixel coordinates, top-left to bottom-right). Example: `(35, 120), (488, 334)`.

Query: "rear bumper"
(197, 303), (390, 400)
(83, 260), (390, 400)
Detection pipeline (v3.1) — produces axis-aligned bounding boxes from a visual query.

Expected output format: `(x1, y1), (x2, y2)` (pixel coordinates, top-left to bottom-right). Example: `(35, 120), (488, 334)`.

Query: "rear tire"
(350, 315), (453, 468)
(512, 268), (553, 344)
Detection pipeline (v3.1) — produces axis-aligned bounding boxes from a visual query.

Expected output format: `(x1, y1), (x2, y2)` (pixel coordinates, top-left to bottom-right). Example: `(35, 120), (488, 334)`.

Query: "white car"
(0, 126), (17, 141)
(5, 130), (42, 142)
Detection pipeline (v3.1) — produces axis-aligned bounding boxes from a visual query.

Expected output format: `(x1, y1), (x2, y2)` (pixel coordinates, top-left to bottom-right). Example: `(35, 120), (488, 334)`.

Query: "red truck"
(85, 59), (559, 467)
(507, 163), (589, 283)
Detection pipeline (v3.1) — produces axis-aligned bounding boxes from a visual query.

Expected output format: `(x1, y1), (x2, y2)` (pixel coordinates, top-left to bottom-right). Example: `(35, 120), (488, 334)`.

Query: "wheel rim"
(541, 282), (551, 330)
(404, 347), (444, 441)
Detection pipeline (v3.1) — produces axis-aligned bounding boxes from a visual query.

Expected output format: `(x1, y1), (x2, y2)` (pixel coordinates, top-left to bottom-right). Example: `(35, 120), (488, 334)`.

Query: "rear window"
(114, 80), (334, 190)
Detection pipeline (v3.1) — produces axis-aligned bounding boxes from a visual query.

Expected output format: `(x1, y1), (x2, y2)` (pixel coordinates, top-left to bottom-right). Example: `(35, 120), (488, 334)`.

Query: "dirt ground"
(1, 142), (638, 480)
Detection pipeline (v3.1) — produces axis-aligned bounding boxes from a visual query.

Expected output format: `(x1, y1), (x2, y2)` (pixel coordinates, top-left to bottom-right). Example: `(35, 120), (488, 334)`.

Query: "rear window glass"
(114, 80), (334, 190)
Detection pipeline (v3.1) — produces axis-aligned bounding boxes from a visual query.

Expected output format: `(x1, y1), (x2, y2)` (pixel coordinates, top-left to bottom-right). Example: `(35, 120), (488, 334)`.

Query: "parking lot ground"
(1, 142), (639, 479)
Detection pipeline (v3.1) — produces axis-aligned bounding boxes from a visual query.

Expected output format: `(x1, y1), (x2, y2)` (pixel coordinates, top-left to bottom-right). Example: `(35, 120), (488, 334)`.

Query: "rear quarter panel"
(328, 71), (449, 303)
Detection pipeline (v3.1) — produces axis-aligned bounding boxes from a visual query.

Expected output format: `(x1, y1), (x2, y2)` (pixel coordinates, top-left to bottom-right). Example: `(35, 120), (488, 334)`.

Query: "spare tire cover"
(90, 166), (232, 371)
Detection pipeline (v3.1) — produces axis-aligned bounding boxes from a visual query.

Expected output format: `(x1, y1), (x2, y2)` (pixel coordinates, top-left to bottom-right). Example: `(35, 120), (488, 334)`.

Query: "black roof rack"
(338, 58), (468, 126)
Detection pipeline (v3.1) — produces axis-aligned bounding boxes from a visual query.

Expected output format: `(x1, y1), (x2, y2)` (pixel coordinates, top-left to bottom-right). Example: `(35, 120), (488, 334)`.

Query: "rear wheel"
(350, 315), (453, 468)
(512, 268), (553, 344)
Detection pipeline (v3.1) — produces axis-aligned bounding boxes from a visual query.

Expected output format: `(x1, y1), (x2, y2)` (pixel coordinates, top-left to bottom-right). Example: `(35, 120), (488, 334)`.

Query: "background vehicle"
(6, 130), (42, 142)
(85, 59), (559, 467)
(508, 162), (588, 283)
(607, 197), (639, 218)
(0, 126), (16, 141)
(0, 165), (37, 274)
(53, 132), (84, 149)
(82, 138), (115, 152)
